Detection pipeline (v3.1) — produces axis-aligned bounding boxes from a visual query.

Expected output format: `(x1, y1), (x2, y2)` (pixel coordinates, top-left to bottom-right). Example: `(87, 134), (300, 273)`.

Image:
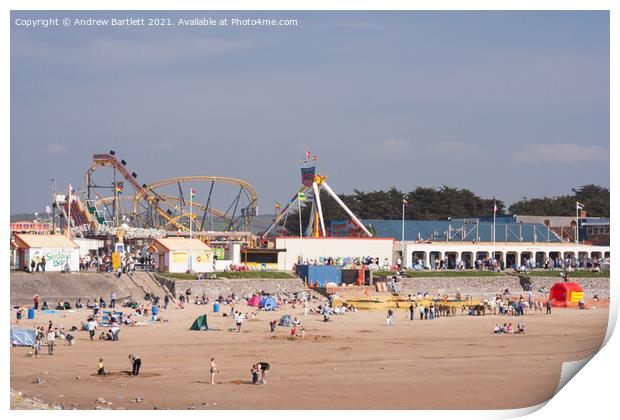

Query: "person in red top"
(33, 294), (40, 310)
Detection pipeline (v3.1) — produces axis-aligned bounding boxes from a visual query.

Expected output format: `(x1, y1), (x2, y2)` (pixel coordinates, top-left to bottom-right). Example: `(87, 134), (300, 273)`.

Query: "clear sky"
(10, 11), (609, 214)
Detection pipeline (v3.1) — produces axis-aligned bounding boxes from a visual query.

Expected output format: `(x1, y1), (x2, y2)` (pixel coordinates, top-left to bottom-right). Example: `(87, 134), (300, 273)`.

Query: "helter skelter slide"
(262, 150), (372, 238)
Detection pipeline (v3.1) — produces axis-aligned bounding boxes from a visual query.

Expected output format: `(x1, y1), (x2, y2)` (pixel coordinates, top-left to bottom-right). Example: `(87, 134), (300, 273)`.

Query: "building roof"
(13, 234), (79, 249)
(150, 238), (212, 252)
(362, 219), (563, 243)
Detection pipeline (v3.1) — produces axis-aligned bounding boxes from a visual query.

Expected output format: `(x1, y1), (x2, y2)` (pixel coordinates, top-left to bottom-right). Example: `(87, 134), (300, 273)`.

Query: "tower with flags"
(263, 150), (372, 239)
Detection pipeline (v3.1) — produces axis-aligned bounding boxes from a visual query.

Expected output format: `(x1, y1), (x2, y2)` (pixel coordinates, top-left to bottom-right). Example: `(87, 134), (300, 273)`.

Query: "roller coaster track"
(86, 153), (258, 232)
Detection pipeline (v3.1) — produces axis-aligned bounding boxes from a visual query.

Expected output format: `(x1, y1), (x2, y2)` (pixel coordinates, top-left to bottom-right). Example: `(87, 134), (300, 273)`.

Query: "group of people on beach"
(493, 321), (526, 335)
(207, 358), (270, 385)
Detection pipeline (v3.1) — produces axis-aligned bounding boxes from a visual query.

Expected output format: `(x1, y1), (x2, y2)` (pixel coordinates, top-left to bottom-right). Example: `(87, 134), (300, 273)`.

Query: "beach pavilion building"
(363, 218), (610, 269)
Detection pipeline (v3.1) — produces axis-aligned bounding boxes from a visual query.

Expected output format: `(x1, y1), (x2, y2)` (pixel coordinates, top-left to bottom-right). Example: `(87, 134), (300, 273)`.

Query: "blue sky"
(10, 11), (609, 214)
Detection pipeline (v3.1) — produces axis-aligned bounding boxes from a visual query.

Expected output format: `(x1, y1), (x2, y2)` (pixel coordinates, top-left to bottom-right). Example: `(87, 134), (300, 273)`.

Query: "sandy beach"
(10, 301), (609, 410)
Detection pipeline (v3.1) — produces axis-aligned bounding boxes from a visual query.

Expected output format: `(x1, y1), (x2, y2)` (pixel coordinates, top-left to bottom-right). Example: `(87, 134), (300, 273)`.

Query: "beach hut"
(247, 295), (261, 307)
(549, 282), (584, 308)
(149, 238), (214, 273)
(13, 234), (80, 272)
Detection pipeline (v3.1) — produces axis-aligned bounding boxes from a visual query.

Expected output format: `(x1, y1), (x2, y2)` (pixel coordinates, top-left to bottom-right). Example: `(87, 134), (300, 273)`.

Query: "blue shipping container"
(296, 265), (342, 287)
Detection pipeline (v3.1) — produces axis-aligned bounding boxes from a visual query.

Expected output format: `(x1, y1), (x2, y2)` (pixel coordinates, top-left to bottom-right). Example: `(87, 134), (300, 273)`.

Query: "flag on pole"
(576, 201), (585, 210)
(402, 195), (409, 205)
(115, 182), (124, 194)
(190, 188), (197, 199)
(275, 201), (281, 210)
(298, 192), (306, 201)
(306, 150), (311, 158)
(69, 184), (77, 196)
(493, 198), (498, 215)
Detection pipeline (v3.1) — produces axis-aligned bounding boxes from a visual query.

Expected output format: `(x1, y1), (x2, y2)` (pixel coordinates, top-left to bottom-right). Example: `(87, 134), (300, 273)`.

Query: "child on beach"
(269, 320), (276, 334)
(97, 358), (107, 376)
(251, 364), (260, 384)
(209, 358), (217, 384)
(33, 336), (41, 358)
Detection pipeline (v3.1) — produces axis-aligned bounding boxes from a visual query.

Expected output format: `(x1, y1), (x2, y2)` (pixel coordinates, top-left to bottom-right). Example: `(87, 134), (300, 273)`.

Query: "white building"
(399, 240), (610, 269)
(275, 237), (394, 270)
(149, 238), (214, 273)
(13, 234), (80, 272)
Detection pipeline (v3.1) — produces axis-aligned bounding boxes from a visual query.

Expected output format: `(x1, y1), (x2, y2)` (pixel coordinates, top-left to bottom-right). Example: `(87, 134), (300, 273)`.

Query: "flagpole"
(401, 195), (408, 268)
(493, 198), (496, 245)
(298, 196), (303, 264)
(575, 202), (578, 244)
(189, 189), (193, 272)
(66, 184), (72, 238)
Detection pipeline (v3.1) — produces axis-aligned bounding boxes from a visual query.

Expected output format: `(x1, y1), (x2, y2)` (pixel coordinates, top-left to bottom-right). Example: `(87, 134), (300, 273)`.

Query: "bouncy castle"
(549, 282), (584, 308)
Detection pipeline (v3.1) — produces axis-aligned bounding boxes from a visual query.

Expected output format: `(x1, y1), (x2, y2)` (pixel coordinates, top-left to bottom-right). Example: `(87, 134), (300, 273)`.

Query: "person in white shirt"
(235, 312), (242, 333)
(87, 319), (98, 340)
(46, 330), (56, 355)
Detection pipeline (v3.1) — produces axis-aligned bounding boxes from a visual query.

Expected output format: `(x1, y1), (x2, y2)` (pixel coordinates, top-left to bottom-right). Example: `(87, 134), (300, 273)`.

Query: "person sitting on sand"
(493, 324), (501, 334)
(66, 333), (75, 346)
(517, 321), (525, 334)
(41, 301), (49, 311)
(97, 358), (107, 376)
(99, 331), (112, 341)
(506, 323), (514, 334)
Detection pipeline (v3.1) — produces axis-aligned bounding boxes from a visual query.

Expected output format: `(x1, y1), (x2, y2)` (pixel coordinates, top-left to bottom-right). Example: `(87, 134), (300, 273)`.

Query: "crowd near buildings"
(9, 213), (610, 276)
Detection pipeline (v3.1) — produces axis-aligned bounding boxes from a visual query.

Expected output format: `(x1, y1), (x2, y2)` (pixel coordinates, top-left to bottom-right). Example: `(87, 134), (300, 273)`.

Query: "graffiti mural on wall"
(31, 249), (70, 268)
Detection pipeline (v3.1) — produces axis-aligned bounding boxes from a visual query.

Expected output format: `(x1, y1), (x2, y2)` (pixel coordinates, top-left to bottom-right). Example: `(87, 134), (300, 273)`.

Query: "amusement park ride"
(54, 150), (369, 244)
(262, 151), (372, 238)
(72, 152), (258, 238)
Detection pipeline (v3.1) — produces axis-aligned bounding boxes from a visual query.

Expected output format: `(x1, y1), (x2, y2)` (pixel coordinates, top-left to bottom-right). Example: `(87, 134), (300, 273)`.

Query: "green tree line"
(282, 184), (608, 234)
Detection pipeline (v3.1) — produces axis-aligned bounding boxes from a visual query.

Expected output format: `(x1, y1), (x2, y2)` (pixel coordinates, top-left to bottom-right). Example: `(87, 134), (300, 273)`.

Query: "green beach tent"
(190, 314), (209, 331)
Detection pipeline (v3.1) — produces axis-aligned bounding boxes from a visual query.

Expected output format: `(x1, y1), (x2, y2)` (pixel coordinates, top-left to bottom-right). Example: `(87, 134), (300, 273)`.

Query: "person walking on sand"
(129, 354), (141, 376)
(209, 358), (217, 384)
(387, 308), (394, 326)
(88, 318), (97, 340)
(303, 300), (309, 317)
(269, 320), (277, 335)
(409, 304), (415, 321)
(110, 292), (116, 309)
(33, 335), (42, 358)
(234, 311), (243, 333)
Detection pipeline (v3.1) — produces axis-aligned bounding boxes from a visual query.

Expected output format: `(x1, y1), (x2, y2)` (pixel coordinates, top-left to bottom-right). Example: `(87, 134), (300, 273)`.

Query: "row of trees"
(282, 184), (608, 233)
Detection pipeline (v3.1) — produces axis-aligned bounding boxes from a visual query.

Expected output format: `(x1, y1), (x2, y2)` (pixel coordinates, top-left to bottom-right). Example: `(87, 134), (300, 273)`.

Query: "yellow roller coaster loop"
(85, 154), (258, 232)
